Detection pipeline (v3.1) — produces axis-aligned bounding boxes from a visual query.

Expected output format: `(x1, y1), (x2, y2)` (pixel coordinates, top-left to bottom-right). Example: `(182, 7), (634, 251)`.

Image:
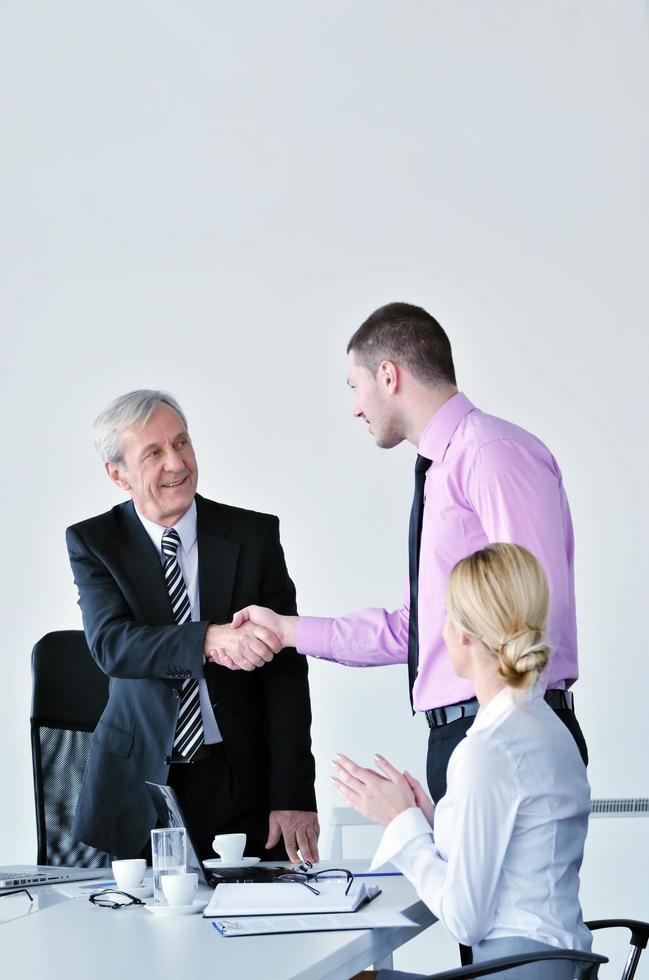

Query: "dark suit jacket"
(66, 493), (316, 857)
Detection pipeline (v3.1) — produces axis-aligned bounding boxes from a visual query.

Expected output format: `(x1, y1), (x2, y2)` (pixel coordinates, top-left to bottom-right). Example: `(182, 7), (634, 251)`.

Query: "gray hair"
(93, 389), (188, 464)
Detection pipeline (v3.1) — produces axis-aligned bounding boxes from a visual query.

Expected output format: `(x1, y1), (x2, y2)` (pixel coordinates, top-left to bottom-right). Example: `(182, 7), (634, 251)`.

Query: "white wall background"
(2, 0), (648, 974)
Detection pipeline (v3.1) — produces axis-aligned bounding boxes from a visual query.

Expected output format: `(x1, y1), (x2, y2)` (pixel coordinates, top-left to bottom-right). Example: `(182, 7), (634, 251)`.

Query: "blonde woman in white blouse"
(333, 543), (591, 980)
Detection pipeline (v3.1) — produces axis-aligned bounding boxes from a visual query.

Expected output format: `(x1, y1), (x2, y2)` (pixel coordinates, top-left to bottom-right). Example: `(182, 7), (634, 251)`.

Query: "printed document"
(211, 910), (417, 936)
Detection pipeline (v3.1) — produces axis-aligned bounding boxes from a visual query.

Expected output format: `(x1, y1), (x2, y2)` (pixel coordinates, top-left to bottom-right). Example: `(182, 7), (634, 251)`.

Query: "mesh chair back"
(31, 631), (109, 867)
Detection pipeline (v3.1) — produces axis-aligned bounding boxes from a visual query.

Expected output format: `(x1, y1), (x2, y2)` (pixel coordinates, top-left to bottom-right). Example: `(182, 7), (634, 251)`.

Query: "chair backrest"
(326, 806), (381, 860)
(31, 630), (109, 867)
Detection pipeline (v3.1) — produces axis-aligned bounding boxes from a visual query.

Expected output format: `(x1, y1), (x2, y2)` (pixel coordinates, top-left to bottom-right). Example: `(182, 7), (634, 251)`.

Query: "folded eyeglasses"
(89, 888), (146, 909)
(275, 862), (354, 896)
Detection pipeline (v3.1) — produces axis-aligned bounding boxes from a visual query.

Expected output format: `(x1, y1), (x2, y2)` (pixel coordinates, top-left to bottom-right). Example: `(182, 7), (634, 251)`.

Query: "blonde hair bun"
(503, 639), (550, 689)
(514, 645), (550, 675)
(446, 544), (551, 691)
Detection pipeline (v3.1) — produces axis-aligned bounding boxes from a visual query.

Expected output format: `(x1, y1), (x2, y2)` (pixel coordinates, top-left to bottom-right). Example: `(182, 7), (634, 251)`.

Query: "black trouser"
(166, 745), (287, 862)
(552, 707), (589, 768)
(426, 698), (589, 804)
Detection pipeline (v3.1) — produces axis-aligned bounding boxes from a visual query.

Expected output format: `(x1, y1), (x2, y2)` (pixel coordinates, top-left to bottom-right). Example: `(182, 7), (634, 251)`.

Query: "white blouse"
(371, 685), (592, 950)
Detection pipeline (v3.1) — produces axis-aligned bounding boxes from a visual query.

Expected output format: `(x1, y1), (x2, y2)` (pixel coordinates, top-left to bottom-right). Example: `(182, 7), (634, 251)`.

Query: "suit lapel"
(196, 495), (240, 623)
(115, 501), (175, 625)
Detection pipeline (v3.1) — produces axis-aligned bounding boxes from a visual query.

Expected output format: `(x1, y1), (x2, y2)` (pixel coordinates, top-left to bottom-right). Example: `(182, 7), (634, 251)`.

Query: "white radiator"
(591, 798), (649, 818)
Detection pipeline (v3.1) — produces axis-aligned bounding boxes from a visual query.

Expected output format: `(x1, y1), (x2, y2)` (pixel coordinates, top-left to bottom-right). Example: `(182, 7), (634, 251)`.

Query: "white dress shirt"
(371, 685), (591, 950)
(136, 500), (222, 744)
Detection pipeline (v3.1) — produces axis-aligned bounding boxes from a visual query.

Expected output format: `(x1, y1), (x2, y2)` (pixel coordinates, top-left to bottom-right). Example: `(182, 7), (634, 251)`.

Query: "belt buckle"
(444, 705), (462, 724)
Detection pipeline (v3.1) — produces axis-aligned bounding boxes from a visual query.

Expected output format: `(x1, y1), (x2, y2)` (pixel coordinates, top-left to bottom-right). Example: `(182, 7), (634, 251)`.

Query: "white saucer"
(117, 883), (153, 899)
(145, 899), (207, 917)
(203, 857), (261, 869)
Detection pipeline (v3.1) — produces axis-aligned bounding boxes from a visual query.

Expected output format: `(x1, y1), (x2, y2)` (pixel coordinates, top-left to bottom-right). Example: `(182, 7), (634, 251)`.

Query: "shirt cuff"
(370, 807), (433, 871)
(296, 617), (334, 658)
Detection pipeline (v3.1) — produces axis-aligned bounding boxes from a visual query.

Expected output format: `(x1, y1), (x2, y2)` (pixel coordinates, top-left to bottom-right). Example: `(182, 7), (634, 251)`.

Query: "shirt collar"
(418, 391), (475, 463)
(134, 498), (197, 560)
(467, 683), (543, 737)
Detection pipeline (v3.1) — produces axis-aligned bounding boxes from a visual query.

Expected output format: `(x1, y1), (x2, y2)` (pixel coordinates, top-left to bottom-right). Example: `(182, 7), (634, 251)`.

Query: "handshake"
(202, 606), (298, 671)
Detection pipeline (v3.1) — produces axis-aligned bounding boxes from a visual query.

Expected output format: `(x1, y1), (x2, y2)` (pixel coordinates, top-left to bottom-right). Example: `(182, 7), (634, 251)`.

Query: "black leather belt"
(424, 689), (574, 729)
(425, 697), (479, 729)
(169, 742), (224, 764)
(544, 689), (574, 711)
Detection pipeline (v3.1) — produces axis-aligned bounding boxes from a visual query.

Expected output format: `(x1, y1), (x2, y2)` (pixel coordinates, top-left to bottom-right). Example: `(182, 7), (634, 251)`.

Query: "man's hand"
(231, 605), (298, 650)
(266, 810), (320, 864)
(331, 753), (419, 827)
(203, 621), (282, 671)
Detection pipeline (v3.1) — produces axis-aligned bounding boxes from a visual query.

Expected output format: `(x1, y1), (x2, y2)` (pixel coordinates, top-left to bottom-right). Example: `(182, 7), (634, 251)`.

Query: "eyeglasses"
(0, 888), (33, 903)
(276, 863), (354, 896)
(88, 888), (145, 909)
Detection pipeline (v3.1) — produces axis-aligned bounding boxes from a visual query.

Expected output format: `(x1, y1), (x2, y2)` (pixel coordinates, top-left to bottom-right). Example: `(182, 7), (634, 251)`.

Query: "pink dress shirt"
(296, 393), (578, 712)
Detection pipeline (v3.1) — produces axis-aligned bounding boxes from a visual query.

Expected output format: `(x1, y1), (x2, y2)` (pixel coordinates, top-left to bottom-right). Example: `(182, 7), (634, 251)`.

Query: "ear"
(377, 359), (400, 394)
(105, 460), (131, 492)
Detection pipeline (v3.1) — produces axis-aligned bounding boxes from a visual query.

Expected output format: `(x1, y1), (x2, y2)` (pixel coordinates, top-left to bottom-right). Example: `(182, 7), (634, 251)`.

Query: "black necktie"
(407, 454), (432, 709)
(162, 528), (205, 760)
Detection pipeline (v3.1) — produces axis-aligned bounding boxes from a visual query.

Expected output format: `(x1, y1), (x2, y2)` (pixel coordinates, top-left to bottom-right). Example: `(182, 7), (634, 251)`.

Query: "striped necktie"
(162, 527), (205, 761)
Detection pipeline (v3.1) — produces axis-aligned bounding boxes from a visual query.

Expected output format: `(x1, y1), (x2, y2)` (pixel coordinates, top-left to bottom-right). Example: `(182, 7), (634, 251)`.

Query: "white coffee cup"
(161, 872), (198, 907)
(211, 832), (246, 863)
(112, 858), (146, 892)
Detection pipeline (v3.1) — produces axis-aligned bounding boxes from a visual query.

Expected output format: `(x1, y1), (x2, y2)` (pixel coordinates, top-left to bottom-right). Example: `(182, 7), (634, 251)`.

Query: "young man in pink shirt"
(232, 302), (587, 799)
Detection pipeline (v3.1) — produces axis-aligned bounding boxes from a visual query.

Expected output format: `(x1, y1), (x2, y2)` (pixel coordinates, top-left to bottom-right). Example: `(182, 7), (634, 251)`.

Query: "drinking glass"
(151, 827), (187, 904)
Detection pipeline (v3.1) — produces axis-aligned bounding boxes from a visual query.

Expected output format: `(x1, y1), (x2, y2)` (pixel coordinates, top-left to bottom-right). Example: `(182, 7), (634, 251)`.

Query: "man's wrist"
(204, 622), (226, 657)
(280, 615), (299, 648)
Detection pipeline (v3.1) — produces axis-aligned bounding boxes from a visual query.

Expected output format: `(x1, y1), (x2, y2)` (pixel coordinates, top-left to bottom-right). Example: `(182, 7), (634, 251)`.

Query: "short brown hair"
(347, 302), (456, 386)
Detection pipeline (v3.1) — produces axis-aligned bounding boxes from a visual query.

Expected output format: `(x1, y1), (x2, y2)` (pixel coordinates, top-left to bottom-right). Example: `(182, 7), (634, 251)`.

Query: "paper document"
(211, 910), (417, 936)
(54, 879), (116, 899)
(205, 880), (379, 916)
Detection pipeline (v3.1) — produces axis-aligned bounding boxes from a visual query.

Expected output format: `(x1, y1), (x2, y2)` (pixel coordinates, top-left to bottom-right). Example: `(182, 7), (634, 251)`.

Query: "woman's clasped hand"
(331, 753), (435, 828)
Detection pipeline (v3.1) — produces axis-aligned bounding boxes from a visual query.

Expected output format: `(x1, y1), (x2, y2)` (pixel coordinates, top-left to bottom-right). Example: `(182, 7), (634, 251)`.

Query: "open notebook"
(204, 880), (380, 917)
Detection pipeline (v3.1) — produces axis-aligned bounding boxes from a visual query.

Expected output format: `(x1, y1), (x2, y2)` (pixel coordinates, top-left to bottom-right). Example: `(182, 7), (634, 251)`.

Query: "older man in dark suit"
(67, 390), (318, 861)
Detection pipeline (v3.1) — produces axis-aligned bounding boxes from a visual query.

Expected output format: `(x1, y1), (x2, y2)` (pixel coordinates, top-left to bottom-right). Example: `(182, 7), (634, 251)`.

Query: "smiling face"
(106, 403), (198, 526)
(346, 351), (405, 449)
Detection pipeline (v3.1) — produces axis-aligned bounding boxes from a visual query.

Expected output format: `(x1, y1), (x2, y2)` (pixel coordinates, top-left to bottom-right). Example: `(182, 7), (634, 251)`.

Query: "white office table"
(1, 875), (436, 979)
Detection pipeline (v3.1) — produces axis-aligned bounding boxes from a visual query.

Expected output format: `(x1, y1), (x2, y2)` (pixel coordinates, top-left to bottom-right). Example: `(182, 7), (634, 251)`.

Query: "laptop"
(0, 865), (109, 891)
(145, 781), (288, 887)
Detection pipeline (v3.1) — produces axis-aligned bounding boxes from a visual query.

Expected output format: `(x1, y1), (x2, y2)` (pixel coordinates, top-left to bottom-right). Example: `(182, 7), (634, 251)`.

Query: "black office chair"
(423, 948), (607, 978)
(31, 630), (109, 867)
(586, 920), (649, 980)
(422, 919), (649, 980)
